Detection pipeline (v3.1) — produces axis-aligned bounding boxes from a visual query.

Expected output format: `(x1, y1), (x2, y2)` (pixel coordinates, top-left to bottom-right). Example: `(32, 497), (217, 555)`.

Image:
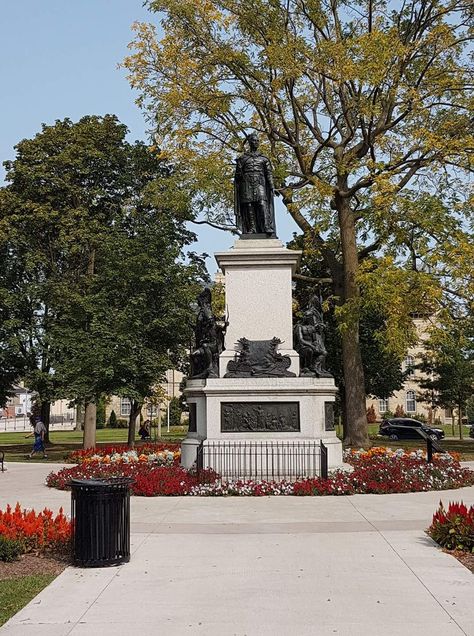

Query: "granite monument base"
(181, 377), (343, 473)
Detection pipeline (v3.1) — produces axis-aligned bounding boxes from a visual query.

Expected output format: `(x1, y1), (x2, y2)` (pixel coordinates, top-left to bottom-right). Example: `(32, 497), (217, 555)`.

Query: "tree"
(53, 177), (206, 447)
(417, 322), (474, 439)
(0, 115), (205, 448)
(123, 1), (474, 446)
(0, 245), (28, 406)
(466, 395), (474, 424)
(1, 115), (138, 441)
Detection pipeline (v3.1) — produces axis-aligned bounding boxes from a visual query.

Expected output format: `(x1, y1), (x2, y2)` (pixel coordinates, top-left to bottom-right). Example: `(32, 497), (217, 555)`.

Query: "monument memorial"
(181, 134), (343, 474)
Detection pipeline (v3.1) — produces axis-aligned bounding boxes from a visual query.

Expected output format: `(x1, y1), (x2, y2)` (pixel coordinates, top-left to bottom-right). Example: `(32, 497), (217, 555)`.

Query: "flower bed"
(46, 447), (474, 497)
(427, 501), (474, 552)
(0, 504), (71, 554)
(47, 463), (217, 496)
(66, 443), (181, 465)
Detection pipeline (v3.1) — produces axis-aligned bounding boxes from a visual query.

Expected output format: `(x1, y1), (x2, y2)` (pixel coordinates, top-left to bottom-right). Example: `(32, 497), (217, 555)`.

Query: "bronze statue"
(234, 133), (276, 237)
(190, 288), (226, 379)
(294, 295), (332, 378)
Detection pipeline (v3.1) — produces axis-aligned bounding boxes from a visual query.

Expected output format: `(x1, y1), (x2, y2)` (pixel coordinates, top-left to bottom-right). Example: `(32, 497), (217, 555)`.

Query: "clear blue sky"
(0, 1), (300, 270)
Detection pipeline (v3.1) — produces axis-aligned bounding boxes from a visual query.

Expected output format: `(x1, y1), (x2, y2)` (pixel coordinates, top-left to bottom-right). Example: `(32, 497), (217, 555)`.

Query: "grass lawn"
(0, 426), (187, 463)
(0, 574), (56, 626)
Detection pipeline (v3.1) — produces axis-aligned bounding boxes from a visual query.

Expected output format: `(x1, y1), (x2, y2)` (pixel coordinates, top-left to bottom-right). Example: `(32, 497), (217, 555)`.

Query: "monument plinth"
(215, 237), (300, 376)
(181, 132), (342, 473)
(182, 237), (343, 471)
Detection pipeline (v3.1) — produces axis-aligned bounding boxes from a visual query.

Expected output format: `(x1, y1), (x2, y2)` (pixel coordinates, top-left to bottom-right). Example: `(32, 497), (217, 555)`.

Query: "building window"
(146, 403), (158, 418)
(120, 398), (131, 417)
(379, 399), (389, 414)
(406, 391), (416, 413)
(404, 355), (415, 377)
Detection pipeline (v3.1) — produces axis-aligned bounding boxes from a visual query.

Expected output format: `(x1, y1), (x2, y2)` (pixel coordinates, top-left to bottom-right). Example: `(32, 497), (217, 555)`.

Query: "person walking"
(25, 415), (47, 459)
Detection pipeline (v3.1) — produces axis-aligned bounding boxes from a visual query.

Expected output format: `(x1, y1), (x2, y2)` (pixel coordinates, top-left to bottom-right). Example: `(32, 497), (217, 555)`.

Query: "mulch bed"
(0, 553), (69, 581)
(449, 550), (474, 574)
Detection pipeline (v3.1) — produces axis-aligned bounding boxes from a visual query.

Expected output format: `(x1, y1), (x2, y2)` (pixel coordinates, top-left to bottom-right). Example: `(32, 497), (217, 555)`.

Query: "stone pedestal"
(215, 238), (301, 375)
(182, 238), (343, 473)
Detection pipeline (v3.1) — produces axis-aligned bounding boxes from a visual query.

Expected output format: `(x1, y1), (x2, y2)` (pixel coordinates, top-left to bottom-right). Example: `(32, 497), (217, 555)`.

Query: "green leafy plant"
(0, 536), (22, 562)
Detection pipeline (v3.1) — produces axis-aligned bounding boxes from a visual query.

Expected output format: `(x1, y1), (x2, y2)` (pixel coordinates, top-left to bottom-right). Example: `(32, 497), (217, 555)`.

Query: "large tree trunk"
(336, 194), (369, 447)
(127, 400), (141, 448)
(83, 402), (97, 449)
(75, 404), (84, 431)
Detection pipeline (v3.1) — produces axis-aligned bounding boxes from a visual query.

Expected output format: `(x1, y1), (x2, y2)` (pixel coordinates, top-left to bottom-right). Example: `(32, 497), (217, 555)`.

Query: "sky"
(0, 1), (300, 275)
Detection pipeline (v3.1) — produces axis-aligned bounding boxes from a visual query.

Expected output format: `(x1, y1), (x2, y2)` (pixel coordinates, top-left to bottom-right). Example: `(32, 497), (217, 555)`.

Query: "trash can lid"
(70, 477), (133, 488)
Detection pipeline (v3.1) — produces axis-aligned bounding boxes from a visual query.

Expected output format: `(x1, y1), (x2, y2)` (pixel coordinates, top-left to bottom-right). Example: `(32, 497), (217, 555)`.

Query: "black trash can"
(70, 477), (132, 567)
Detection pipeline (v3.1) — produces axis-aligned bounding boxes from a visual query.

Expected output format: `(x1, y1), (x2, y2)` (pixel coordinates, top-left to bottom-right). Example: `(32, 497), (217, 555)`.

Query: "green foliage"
(168, 396), (182, 427)
(465, 396), (474, 423)
(123, 0), (474, 447)
(108, 418), (129, 429)
(292, 248), (407, 401)
(0, 536), (22, 562)
(411, 413), (428, 424)
(418, 321), (474, 432)
(211, 281), (226, 318)
(0, 116), (207, 441)
(108, 410), (118, 428)
(96, 397), (106, 430)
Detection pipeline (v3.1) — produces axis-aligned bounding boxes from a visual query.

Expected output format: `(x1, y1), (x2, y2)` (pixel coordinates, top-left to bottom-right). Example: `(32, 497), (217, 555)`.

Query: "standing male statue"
(234, 133), (277, 237)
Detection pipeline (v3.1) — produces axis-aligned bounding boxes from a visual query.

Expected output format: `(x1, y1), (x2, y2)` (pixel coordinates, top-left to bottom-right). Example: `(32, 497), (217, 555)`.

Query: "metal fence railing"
(196, 440), (328, 483)
(0, 415), (76, 433)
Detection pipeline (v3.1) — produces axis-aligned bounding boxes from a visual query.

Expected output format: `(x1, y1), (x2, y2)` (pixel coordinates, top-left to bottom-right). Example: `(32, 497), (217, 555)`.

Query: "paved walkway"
(0, 462), (473, 636)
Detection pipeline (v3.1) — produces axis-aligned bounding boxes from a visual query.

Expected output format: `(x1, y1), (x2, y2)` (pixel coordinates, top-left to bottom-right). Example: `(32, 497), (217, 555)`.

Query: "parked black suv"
(379, 418), (445, 441)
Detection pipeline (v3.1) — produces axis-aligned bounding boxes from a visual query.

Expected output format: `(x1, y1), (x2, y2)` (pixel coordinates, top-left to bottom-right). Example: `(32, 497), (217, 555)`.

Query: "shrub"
(108, 410), (117, 427)
(412, 412), (427, 423)
(381, 410), (394, 420)
(366, 405), (377, 423)
(427, 501), (474, 552)
(0, 536), (22, 562)
(394, 404), (405, 417)
(108, 416), (129, 429)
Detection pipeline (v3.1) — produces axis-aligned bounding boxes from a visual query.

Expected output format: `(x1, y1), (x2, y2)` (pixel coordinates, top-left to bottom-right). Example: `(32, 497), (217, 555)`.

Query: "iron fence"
(0, 415), (76, 433)
(196, 440), (328, 483)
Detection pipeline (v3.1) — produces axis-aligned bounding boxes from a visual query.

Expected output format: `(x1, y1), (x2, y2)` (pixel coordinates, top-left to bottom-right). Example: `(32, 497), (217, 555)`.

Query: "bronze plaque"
(221, 402), (300, 433)
(325, 402), (335, 431)
(188, 403), (197, 433)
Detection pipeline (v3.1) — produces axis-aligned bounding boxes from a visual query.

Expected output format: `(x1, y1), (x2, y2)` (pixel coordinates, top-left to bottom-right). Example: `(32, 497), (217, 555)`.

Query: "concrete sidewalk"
(0, 463), (473, 635)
